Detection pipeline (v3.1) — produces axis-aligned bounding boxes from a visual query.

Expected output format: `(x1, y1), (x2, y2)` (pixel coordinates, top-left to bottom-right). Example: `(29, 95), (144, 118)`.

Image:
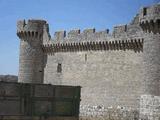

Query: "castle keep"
(17, 3), (160, 119)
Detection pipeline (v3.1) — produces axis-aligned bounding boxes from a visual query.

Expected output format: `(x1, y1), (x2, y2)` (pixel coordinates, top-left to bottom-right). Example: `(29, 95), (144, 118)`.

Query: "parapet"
(139, 3), (160, 23)
(17, 19), (47, 39)
(113, 25), (127, 37)
(83, 28), (96, 34)
(139, 4), (160, 33)
(68, 29), (80, 38)
(52, 28), (110, 41)
(54, 30), (66, 40)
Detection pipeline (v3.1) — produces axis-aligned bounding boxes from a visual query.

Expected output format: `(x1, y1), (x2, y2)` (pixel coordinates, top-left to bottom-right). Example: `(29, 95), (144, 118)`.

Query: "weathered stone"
(16, 3), (160, 120)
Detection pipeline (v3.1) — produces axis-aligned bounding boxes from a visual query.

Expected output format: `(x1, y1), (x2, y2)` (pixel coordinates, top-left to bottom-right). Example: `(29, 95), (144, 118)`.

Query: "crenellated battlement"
(140, 19), (160, 34)
(17, 19), (47, 40)
(43, 25), (144, 54)
(113, 25), (127, 37)
(42, 38), (143, 54)
(139, 4), (160, 23)
(54, 30), (66, 40)
(68, 29), (81, 38)
(52, 28), (110, 41)
(139, 4), (160, 34)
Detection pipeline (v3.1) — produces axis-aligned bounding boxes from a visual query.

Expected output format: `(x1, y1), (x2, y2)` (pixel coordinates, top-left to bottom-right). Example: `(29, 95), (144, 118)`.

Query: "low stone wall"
(140, 95), (160, 120)
(0, 116), (78, 120)
(80, 105), (139, 120)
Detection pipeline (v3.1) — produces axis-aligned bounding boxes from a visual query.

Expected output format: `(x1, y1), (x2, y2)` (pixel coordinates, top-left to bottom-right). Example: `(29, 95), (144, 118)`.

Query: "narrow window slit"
(57, 63), (62, 73)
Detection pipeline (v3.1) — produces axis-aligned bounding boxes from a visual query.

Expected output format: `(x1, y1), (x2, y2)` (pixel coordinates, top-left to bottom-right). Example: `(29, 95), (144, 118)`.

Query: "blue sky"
(0, 0), (159, 75)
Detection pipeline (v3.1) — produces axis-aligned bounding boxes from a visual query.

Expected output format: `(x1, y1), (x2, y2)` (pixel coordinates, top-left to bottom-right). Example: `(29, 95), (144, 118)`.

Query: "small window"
(85, 54), (87, 61)
(143, 8), (147, 16)
(124, 25), (127, 32)
(57, 63), (62, 73)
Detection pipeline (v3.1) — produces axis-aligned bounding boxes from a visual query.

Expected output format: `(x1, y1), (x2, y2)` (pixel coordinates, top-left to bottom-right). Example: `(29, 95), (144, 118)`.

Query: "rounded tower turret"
(139, 4), (160, 119)
(139, 4), (160, 96)
(17, 19), (47, 83)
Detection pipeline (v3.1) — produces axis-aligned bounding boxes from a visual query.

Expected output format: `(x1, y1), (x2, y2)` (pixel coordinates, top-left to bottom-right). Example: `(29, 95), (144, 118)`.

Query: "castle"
(17, 3), (160, 119)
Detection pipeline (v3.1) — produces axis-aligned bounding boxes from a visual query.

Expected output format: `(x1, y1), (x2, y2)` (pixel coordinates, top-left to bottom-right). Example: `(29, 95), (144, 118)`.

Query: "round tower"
(139, 4), (160, 119)
(139, 4), (160, 96)
(17, 19), (47, 83)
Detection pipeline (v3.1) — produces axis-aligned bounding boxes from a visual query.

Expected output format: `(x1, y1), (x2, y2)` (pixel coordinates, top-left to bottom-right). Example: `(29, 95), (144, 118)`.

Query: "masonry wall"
(0, 82), (81, 117)
(16, 3), (160, 119)
(140, 95), (160, 119)
(43, 16), (145, 110)
(17, 20), (47, 83)
(44, 49), (145, 109)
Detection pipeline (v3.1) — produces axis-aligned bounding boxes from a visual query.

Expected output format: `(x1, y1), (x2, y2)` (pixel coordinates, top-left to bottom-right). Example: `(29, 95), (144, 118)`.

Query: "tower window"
(57, 63), (62, 73)
(143, 8), (147, 16)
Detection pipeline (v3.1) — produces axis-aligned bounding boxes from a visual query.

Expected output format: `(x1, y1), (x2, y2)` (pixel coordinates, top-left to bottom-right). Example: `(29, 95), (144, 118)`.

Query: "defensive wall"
(16, 3), (160, 120)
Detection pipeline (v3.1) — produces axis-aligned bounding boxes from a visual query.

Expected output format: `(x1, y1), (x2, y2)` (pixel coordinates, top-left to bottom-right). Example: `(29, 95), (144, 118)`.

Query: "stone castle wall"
(44, 48), (145, 108)
(43, 10), (145, 111)
(140, 95), (160, 120)
(16, 3), (160, 119)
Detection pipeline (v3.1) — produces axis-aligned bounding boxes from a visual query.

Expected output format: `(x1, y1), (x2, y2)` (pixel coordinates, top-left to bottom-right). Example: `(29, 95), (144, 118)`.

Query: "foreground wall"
(0, 81), (81, 117)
